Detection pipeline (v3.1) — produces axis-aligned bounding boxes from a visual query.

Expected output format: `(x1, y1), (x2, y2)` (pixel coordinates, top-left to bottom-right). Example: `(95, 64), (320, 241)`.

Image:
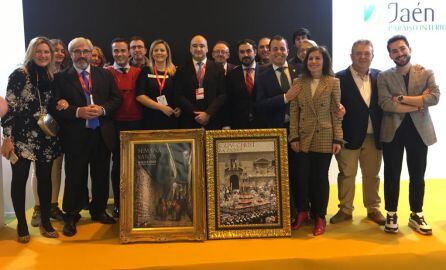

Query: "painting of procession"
(206, 129), (291, 239)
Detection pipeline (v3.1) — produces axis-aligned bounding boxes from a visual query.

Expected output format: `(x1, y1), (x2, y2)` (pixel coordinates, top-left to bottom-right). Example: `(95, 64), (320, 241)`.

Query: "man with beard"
(257, 37), (271, 66)
(129, 36), (149, 68)
(175, 35), (226, 129)
(224, 39), (263, 129)
(378, 35), (439, 235)
(106, 37), (143, 217)
(55, 37), (121, 236)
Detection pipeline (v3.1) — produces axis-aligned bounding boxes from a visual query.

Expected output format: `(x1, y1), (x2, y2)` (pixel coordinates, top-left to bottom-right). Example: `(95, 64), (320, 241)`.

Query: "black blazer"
(54, 66), (121, 154)
(224, 64), (263, 129)
(336, 67), (382, 149)
(174, 59), (226, 129)
(256, 63), (298, 128)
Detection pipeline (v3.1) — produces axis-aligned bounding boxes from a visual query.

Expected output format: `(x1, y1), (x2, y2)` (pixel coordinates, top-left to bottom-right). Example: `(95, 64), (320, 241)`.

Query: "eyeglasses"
(130, 45), (145, 50)
(213, 50), (229, 55)
(72, 49), (92, 56)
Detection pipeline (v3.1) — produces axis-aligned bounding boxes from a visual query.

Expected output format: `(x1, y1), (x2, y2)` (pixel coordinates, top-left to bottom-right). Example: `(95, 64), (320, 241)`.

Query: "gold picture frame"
(205, 129), (291, 239)
(119, 129), (206, 243)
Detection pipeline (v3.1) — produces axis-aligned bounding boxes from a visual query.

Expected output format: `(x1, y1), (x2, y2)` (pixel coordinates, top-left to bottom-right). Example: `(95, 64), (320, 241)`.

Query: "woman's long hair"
(22, 36), (56, 80)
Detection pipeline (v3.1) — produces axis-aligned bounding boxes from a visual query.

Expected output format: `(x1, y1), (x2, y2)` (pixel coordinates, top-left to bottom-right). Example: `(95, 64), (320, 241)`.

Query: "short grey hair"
(351, 39), (374, 54)
(68, 37), (93, 53)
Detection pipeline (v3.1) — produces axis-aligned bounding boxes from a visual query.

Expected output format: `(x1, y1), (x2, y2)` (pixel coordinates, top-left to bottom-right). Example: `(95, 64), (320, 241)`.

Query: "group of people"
(0, 27), (439, 243)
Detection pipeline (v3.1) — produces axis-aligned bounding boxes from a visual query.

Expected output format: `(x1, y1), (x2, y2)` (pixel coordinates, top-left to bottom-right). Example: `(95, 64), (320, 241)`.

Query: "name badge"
(157, 95), (168, 105)
(195, 88), (205, 100)
(147, 74), (169, 79)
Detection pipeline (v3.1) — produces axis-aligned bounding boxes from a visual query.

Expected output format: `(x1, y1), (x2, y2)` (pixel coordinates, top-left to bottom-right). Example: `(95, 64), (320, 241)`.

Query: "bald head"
(190, 35), (208, 61)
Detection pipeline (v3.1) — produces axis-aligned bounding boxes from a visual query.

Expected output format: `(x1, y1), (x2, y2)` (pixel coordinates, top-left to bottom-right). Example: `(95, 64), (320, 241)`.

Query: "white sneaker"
(409, 213), (432, 235)
(384, 213), (398, 234)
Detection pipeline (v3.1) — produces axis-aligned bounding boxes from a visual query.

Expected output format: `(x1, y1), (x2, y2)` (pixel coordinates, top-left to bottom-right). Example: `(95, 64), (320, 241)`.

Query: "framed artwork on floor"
(119, 129), (206, 243)
(205, 129), (291, 239)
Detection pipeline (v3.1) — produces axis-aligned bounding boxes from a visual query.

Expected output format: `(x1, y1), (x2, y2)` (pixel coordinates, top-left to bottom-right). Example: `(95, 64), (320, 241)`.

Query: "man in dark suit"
(212, 41), (236, 76)
(175, 35), (226, 129)
(224, 39), (262, 129)
(55, 37), (121, 236)
(256, 35), (300, 129)
(255, 35), (300, 226)
(330, 40), (385, 226)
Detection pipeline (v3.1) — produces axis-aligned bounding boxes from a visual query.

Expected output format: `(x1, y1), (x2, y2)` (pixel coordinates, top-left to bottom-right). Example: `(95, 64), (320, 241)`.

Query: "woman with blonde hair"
(136, 39), (181, 129)
(1, 36), (61, 243)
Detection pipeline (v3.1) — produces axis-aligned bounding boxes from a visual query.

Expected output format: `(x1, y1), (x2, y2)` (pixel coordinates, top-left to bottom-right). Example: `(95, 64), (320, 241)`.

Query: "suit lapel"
(407, 66), (417, 96)
(68, 67), (87, 102)
(390, 67), (407, 95)
(301, 78), (317, 115)
(312, 77), (328, 102)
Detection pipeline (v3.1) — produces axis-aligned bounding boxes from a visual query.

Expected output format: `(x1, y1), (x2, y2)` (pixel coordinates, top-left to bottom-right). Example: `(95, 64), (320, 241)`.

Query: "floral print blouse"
(1, 68), (61, 162)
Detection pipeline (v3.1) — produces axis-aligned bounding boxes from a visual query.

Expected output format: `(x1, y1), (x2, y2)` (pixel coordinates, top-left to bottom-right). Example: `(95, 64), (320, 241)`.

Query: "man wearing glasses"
(54, 37), (121, 237)
(129, 36), (149, 68)
(211, 41), (235, 76)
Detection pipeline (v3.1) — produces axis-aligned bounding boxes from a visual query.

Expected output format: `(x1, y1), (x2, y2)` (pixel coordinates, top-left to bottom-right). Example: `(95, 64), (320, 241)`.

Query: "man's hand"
(78, 105), (103, 119)
(194, 111), (210, 126)
(173, 107), (182, 118)
(285, 84), (300, 102)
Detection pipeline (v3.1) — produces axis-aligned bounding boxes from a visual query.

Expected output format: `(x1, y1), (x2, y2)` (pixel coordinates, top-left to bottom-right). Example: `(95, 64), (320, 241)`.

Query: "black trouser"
(111, 120), (142, 208)
(63, 129), (111, 218)
(383, 116), (427, 213)
(295, 152), (332, 218)
(11, 157), (53, 233)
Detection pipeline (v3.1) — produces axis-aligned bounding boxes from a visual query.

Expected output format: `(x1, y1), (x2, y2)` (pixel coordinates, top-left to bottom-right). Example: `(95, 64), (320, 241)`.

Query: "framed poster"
(119, 129), (206, 243)
(206, 129), (291, 239)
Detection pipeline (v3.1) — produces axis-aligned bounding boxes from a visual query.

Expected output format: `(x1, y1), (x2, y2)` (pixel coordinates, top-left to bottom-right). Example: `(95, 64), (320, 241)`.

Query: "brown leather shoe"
(329, 210), (352, 224)
(367, 211), (386, 225)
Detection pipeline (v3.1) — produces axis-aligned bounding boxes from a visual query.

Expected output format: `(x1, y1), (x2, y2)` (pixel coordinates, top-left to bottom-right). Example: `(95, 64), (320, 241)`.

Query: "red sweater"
(106, 66), (142, 121)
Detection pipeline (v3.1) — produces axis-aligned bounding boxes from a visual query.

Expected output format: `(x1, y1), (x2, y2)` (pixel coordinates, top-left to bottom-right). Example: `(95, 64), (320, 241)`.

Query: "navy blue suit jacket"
(256, 63), (298, 128)
(336, 67), (382, 149)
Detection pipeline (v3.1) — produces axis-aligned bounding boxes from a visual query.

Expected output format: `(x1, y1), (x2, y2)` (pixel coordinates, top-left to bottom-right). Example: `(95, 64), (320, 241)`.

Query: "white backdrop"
(331, 0), (446, 182)
(0, 1), (26, 222)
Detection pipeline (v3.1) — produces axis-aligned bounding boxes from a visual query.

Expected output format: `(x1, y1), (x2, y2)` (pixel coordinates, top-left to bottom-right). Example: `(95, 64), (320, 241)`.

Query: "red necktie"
(245, 68), (253, 94)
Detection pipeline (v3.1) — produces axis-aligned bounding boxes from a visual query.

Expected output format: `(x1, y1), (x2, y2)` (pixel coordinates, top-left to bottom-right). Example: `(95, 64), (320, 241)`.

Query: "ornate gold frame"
(205, 129), (291, 239)
(119, 129), (206, 243)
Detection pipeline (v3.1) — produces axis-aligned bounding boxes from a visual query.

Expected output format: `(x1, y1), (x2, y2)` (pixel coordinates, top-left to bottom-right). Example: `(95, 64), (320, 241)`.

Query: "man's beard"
(394, 55), (411, 67)
(241, 56), (254, 67)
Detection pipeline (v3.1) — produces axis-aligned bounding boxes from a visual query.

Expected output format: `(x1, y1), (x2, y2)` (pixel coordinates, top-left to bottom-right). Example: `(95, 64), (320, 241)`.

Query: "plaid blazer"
(289, 76), (343, 153)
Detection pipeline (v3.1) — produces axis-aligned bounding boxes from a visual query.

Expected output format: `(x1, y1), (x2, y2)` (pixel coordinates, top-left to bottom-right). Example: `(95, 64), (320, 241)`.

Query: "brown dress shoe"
(367, 211), (386, 225)
(329, 210), (352, 224)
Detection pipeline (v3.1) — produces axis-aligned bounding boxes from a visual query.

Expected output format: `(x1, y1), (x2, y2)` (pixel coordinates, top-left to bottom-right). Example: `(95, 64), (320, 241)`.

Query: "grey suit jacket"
(377, 64), (440, 146)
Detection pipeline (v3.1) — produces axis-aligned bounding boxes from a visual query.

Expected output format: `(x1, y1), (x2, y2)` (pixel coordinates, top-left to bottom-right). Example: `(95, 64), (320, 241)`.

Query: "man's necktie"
(245, 68), (254, 94)
(81, 70), (99, 129)
(277, 67), (291, 122)
(277, 67), (290, 92)
(196, 62), (204, 87)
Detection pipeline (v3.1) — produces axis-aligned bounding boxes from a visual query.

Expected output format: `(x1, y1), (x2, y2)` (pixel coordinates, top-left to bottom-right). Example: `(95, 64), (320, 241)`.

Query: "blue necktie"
(196, 62), (203, 88)
(81, 70), (99, 129)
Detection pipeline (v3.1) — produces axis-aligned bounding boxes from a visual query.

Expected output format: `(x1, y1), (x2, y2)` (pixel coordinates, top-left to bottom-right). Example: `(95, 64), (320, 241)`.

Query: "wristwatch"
(397, 95), (404, 102)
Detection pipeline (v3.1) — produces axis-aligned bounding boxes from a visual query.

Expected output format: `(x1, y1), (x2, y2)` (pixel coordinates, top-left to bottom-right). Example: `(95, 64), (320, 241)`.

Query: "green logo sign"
(364, 3), (376, 22)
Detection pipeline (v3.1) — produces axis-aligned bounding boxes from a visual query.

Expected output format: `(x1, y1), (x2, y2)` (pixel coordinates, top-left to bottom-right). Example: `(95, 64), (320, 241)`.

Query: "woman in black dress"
(136, 39), (181, 129)
(1, 37), (61, 243)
